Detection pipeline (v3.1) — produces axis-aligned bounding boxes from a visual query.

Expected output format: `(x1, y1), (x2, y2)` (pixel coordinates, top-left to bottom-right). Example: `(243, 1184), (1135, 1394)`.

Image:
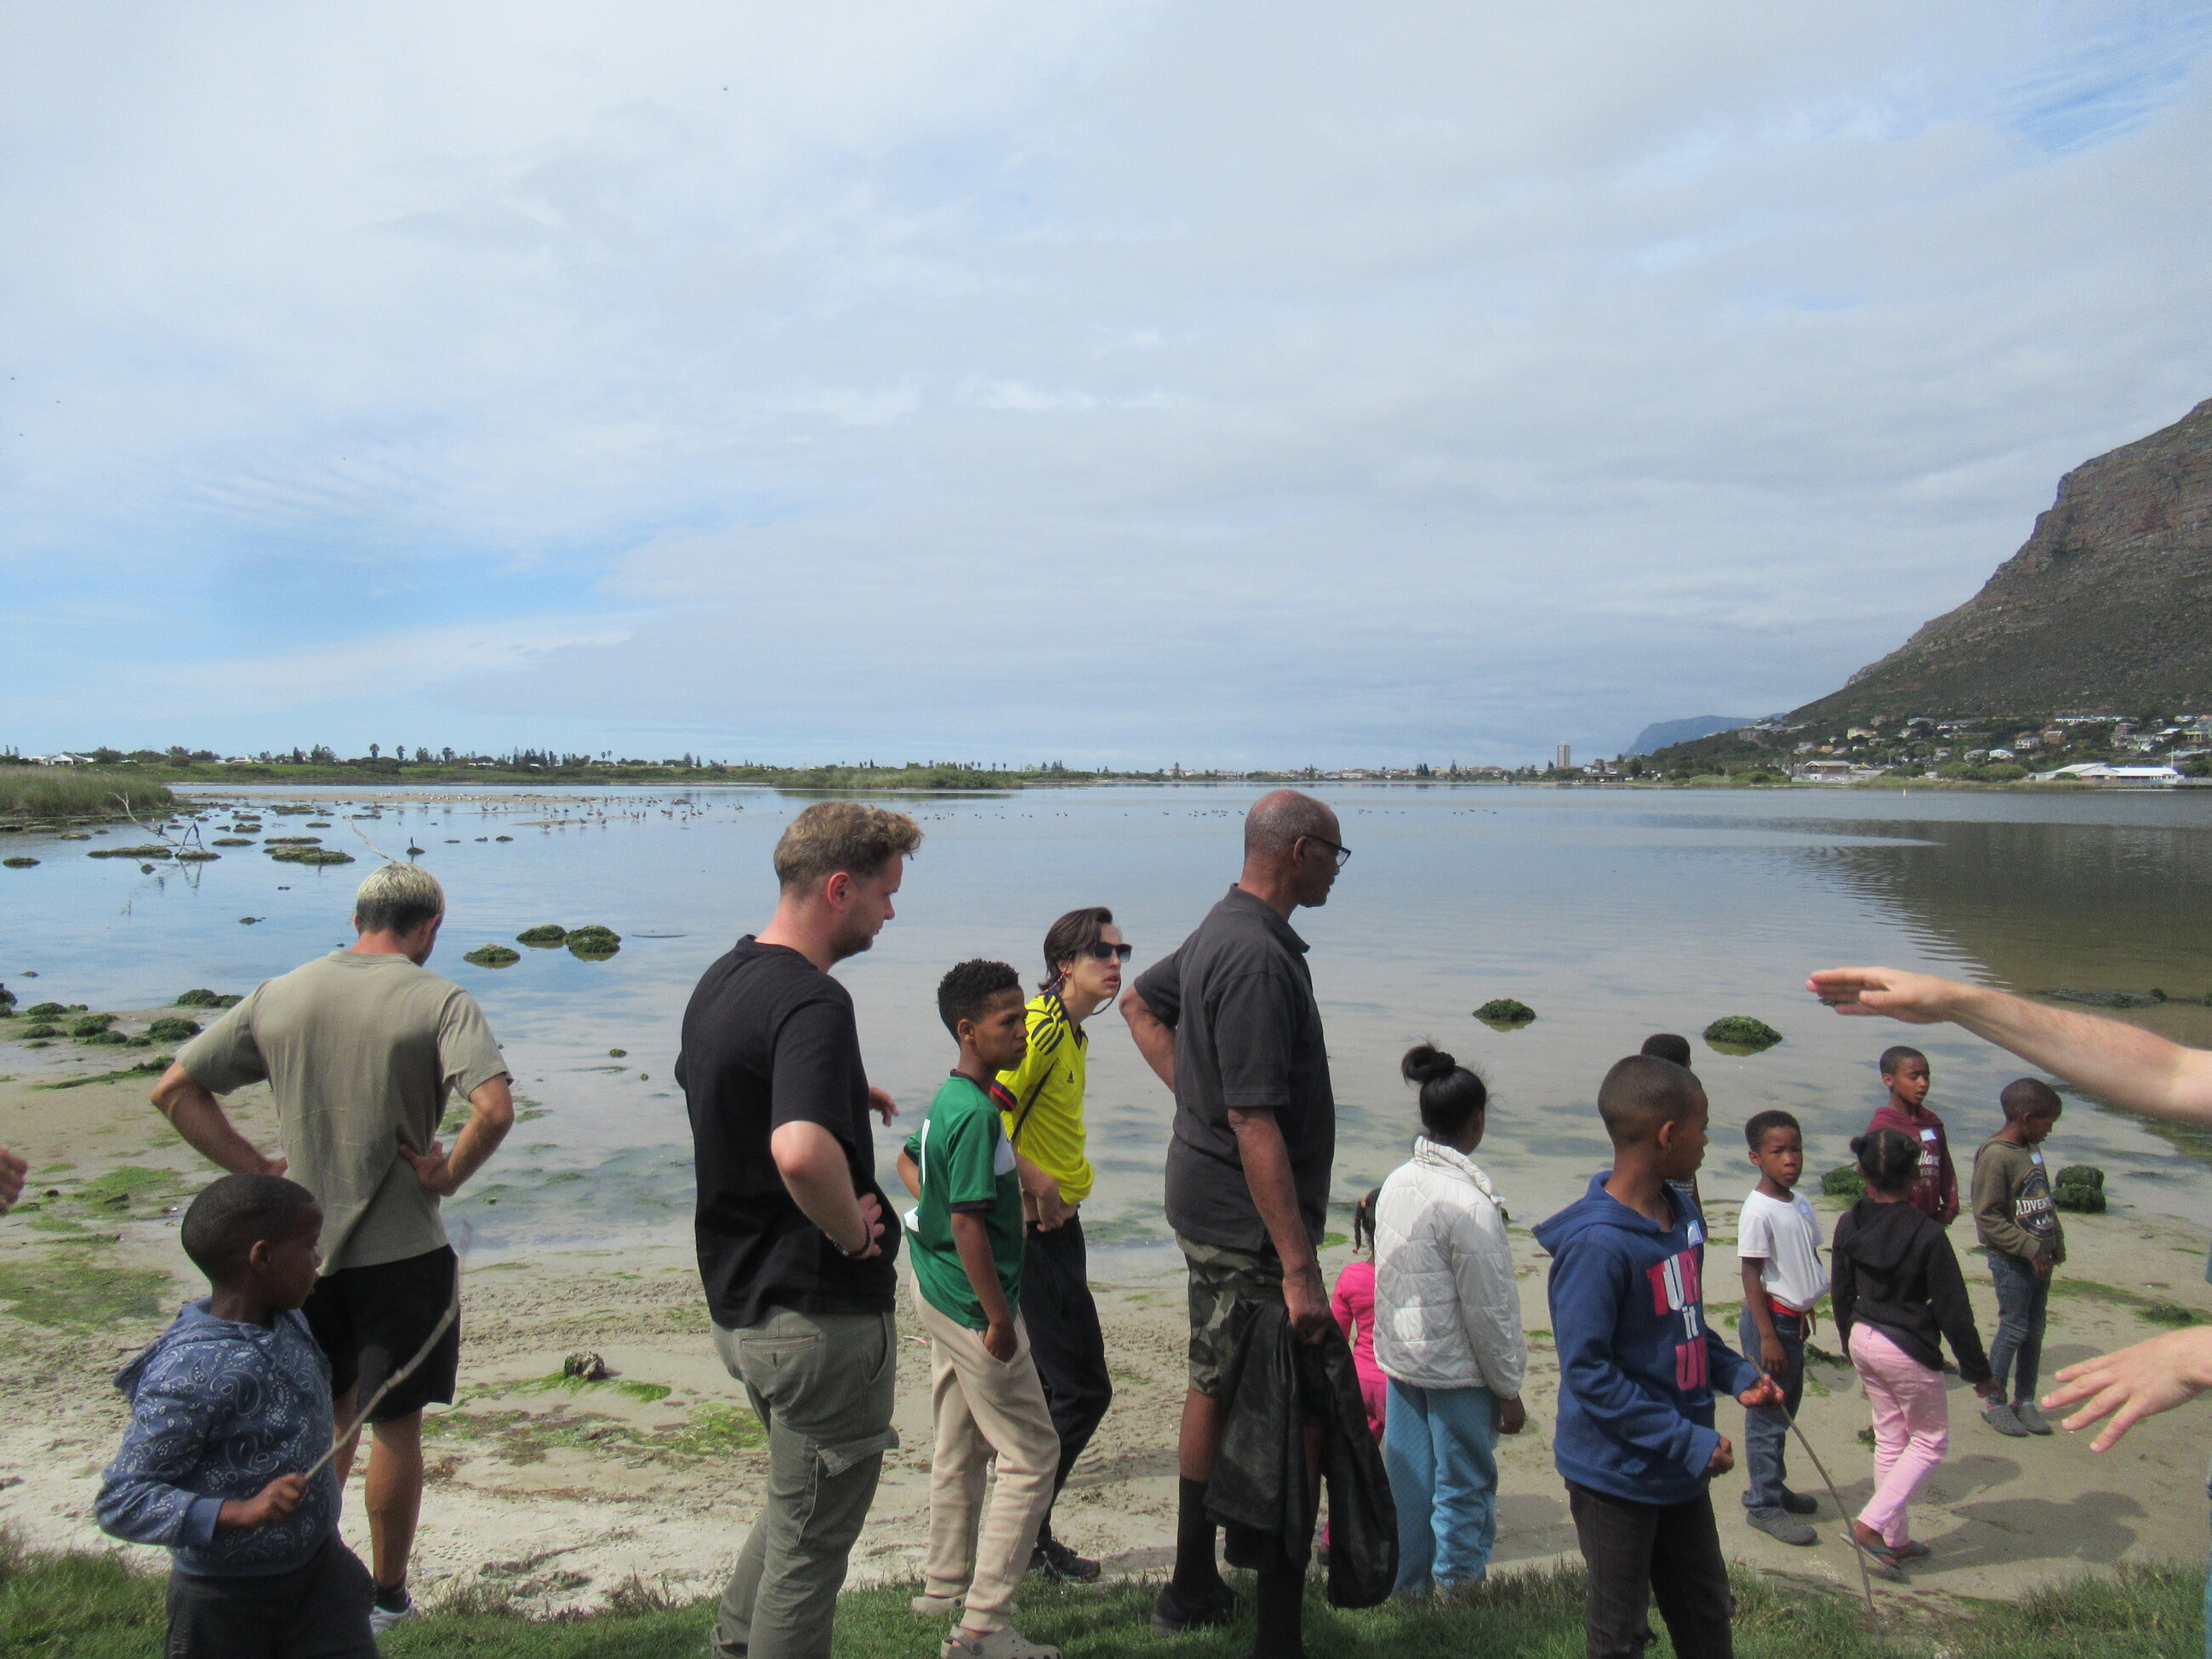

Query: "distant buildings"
(1554, 742), (1572, 770)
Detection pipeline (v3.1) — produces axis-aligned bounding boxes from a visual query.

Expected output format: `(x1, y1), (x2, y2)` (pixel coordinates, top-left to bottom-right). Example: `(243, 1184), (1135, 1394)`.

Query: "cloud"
(3, 1), (2209, 761)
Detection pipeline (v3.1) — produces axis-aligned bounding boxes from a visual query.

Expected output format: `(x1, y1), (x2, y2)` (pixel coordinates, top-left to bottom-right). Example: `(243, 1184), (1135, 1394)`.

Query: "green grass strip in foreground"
(0, 1531), (2202, 1658)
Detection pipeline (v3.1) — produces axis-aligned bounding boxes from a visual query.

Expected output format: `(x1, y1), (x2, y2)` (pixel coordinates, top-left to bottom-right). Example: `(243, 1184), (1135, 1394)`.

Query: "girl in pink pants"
(1830, 1127), (1998, 1577)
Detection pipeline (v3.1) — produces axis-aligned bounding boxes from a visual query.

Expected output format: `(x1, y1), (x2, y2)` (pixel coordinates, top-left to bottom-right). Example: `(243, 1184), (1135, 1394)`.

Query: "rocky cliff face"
(1790, 398), (2212, 725)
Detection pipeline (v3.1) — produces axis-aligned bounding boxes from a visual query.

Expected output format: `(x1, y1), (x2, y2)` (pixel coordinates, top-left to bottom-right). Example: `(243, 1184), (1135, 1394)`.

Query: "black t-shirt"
(676, 938), (899, 1328)
(1132, 887), (1336, 1254)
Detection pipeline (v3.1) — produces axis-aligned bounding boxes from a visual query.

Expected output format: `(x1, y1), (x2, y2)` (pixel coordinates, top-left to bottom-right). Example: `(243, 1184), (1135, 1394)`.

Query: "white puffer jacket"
(1373, 1138), (1526, 1395)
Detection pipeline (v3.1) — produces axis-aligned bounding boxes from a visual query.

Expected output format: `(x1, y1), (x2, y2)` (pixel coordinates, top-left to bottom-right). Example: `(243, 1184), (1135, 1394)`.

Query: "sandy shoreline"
(5, 1026), (2211, 1621)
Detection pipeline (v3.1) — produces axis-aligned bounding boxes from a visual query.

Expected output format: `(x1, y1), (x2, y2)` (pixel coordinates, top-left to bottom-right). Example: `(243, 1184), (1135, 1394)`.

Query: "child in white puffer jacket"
(1374, 1045), (1528, 1597)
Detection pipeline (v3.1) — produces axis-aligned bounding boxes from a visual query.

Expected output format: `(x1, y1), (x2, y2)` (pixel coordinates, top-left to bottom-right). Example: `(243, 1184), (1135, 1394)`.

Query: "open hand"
(397, 1137), (461, 1197)
(1805, 966), (1963, 1024)
(218, 1473), (306, 1531)
(868, 1086), (899, 1126)
(2043, 1327), (2212, 1451)
(1737, 1374), (1785, 1411)
(1705, 1435), (1735, 1476)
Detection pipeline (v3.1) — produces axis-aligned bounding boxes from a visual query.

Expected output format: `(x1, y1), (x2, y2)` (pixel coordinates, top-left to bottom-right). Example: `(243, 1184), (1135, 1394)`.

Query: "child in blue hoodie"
(1535, 1056), (1782, 1659)
(98, 1173), (375, 1659)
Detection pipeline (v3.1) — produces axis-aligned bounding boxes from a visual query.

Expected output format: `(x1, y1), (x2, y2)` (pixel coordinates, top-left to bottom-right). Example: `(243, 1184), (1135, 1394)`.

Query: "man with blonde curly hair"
(680, 801), (923, 1659)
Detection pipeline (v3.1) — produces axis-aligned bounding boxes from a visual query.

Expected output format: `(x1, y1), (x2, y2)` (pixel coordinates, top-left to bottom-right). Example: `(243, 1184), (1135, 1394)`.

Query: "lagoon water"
(7, 784), (2211, 1266)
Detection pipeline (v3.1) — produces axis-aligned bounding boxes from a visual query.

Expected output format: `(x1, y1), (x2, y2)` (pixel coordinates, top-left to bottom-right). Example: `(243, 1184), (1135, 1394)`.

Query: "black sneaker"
(1149, 1581), (1240, 1634)
(1029, 1535), (1101, 1583)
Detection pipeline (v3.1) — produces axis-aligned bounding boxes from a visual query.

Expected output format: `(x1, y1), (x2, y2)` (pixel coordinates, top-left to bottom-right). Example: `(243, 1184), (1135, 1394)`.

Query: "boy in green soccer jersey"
(898, 961), (1064, 1659)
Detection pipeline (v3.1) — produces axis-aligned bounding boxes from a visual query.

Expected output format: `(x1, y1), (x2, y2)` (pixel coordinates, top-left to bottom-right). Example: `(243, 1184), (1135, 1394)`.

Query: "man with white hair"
(151, 859), (513, 1633)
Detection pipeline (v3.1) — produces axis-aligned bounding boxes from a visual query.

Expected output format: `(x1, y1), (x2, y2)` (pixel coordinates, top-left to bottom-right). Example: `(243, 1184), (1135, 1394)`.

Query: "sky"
(3, 2), (2209, 768)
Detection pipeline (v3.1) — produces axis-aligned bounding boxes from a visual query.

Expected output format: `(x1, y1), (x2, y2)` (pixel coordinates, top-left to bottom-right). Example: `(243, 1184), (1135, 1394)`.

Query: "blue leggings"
(1383, 1378), (1499, 1593)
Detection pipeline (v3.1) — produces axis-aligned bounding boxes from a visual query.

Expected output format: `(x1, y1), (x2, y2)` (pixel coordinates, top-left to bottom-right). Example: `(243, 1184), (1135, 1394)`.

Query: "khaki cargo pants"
(710, 1307), (899, 1659)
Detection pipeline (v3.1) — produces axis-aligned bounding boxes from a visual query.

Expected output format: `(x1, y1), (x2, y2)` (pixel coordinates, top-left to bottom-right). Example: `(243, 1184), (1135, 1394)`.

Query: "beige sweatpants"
(917, 1297), (1061, 1628)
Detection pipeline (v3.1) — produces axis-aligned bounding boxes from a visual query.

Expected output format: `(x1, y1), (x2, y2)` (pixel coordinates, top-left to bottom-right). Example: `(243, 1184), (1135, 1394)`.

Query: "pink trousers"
(1849, 1322), (1950, 1547)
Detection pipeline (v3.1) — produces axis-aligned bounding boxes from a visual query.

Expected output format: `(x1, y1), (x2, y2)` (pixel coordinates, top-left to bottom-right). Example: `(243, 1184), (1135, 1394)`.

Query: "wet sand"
(4, 1035), (2209, 1619)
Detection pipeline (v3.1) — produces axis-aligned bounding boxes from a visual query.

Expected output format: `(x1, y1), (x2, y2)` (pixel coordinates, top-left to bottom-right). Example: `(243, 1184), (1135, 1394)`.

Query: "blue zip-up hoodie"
(97, 1301), (339, 1576)
(1533, 1174), (1761, 1506)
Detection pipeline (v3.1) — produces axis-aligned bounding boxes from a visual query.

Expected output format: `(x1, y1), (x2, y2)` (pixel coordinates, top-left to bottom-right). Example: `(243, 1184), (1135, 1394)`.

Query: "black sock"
(373, 1579), (408, 1613)
(1251, 1550), (1303, 1659)
(1170, 1476), (1223, 1598)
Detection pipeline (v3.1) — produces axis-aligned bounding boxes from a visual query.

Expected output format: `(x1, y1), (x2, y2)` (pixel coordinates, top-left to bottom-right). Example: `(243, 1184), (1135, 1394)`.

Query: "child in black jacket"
(1831, 1129), (1999, 1577)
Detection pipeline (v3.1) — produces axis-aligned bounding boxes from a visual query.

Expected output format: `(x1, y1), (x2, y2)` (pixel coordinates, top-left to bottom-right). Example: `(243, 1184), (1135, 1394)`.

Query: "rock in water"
(464, 945), (522, 968)
(515, 924), (567, 947)
(1473, 998), (1536, 1026)
(563, 1351), (610, 1382)
(1703, 1015), (1783, 1052)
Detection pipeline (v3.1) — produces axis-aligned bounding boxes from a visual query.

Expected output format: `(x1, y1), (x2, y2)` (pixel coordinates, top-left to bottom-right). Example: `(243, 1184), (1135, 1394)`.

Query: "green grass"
(0, 771), (176, 823)
(0, 1535), (2201, 1659)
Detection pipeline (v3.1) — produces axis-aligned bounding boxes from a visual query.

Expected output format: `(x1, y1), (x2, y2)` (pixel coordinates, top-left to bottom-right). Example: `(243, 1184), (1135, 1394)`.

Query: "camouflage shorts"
(1180, 1236), (1283, 1396)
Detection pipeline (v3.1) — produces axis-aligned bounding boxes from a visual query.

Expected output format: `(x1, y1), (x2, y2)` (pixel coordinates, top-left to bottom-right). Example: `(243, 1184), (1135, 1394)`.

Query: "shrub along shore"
(0, 771), (176, 824)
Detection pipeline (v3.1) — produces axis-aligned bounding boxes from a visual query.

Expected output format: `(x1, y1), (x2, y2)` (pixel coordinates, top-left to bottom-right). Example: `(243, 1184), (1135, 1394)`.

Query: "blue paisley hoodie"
(97, 1301), (339, 1576)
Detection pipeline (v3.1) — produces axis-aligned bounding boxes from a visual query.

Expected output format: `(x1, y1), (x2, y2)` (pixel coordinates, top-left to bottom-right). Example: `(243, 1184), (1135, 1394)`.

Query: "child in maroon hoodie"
(1865, 1046), (1956, 1226)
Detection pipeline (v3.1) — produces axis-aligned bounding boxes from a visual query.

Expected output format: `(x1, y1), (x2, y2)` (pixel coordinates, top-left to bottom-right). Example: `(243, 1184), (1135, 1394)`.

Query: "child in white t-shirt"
(1736, 1109), (1826, 1544)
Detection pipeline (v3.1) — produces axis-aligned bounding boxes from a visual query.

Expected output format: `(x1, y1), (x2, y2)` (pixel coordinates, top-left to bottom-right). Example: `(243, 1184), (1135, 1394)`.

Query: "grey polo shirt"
(1132, 886), (1336, 1254)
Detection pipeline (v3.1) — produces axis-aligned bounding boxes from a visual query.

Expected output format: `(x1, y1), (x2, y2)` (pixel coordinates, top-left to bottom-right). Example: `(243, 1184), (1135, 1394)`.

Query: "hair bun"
(1848, 1133), (1871, 1158)
(1401, 1044), (1457, 1085)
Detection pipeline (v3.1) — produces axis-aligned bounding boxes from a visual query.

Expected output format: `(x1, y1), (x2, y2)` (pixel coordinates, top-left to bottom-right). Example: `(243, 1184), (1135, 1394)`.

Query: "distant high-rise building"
(1554, 742), (1572, 770)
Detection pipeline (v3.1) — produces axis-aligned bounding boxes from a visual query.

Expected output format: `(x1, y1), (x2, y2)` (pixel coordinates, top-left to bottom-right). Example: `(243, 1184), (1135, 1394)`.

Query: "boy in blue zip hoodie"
(98, 1173), (376, 1659)
(1534, 1056), (1782, 1659)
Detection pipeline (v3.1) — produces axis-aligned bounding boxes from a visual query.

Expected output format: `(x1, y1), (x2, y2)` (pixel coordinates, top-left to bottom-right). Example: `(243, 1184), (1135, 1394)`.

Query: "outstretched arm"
(2044, 1327), (2212, 1451)
(1807, 968), (2212, 1125)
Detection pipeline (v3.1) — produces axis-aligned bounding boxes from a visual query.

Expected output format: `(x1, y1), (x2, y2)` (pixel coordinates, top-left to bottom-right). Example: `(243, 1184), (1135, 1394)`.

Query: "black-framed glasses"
(1302, 835), (1352, 869)
(1085, 942), (1134, 963)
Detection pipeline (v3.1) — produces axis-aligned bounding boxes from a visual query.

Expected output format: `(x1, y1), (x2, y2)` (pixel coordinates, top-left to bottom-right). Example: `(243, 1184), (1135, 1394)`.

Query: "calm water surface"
(6, 784), (2209, 1264)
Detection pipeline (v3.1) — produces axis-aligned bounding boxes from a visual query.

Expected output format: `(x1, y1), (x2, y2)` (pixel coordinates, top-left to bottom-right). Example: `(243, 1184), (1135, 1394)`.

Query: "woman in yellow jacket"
(993, 905), (1129, 1583)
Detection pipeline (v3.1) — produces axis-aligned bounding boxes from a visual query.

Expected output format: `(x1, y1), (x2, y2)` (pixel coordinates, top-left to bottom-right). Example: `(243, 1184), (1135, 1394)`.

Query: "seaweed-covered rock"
(69, 1014), (117, 1038)
(3, 857), (38, 868)
(88, 845), (172, 860)
(175, 989), (242, 1008)
(515, 924), (567, 947)
(1821, 1165), (1867, 1199)
(269, 846), (355, 865)
(212, 837), (254, 847)
(563, 1350), (610, 1381)
(2044, 989), (2161, 1010)
(495, 835), (514, 842)
(24, 1001), (67, 1019)
(608, 1048), (627, 1058)
(263, 836), (322, 846)
(465, 945), (522, 968)
(1473, 998), (1536, 1025)
(2053, 1181), (2107, 1213)
(20, 1023), (61, 1040)
(2054, 1165), (2103, 1191)
(147, 1017), (202, 1041)
(176, 851), (219, 862)
(566, 925), (622, 958)
(1703, 1015), (1783, 1052)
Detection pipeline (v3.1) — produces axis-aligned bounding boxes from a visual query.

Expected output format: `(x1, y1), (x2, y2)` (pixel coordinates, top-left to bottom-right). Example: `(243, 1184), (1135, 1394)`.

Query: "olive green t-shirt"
(179, 951), (509, 1273)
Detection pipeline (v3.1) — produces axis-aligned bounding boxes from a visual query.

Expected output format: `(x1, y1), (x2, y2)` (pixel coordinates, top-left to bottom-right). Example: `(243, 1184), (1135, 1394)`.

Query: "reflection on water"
(4, 784), (2208, 1257)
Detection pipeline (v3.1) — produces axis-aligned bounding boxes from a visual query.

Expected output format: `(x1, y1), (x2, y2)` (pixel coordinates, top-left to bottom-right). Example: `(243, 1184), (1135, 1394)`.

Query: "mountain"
(1625, 715), (1755, 755)
(1788, 397), (2212, 727)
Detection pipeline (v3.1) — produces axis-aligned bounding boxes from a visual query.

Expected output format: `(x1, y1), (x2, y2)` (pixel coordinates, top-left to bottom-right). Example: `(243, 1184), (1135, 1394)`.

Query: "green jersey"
(904, 1072), (1026, 1330)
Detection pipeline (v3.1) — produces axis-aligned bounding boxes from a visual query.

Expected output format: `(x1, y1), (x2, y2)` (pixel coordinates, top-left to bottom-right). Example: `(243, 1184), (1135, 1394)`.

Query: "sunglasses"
(1303, 835), (1352, 869)
(1084, 942), (1134, 963)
